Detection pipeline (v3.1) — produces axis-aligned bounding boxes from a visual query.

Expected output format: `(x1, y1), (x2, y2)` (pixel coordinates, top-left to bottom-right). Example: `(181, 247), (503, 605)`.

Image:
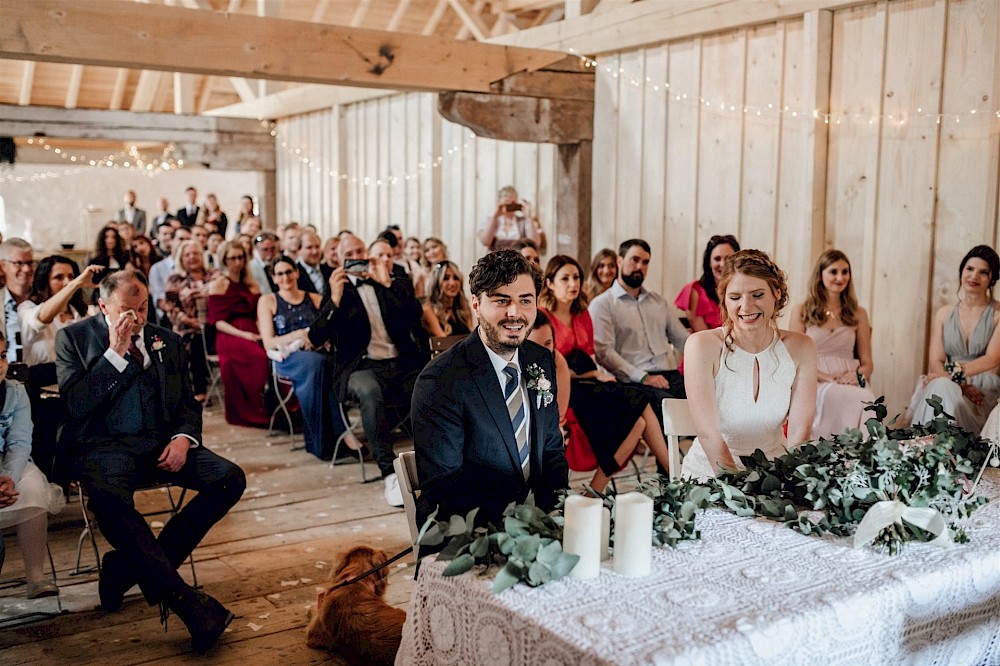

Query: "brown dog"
(306, 545), (406, 665)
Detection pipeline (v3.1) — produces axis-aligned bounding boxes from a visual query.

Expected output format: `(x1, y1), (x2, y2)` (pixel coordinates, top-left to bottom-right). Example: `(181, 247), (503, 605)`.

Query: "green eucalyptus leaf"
(535, 540), (562, 566)
(504, 516), (530, 537)
(470, 535), (490, 559)
(527, 561), (551, 586)
(441, 553), (475, 576)
(444, 514), (467, 537)
(491, 562), (522, 593)
(549, 552), (580, 580)
(513, 533), (541, 562)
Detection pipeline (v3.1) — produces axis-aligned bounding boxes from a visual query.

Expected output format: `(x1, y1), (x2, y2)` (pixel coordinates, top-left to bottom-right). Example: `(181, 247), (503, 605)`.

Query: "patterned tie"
(504, 363), (529, 478)
(127, 335), (144, 367)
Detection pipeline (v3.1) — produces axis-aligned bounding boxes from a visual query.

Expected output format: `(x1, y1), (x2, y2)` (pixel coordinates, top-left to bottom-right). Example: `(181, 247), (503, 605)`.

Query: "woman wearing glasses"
(207, 241), (269, 428)
(675, 235), (741, 332)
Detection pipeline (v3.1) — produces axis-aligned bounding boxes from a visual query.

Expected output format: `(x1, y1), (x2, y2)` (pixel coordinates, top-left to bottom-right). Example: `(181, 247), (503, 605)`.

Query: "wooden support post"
(556, 141), (592, 267)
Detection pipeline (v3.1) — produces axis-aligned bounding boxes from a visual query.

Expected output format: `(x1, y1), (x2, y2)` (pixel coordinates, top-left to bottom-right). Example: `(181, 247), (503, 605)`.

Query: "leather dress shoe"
(99, 550), (133, 612)
(166, 586), (235, 655)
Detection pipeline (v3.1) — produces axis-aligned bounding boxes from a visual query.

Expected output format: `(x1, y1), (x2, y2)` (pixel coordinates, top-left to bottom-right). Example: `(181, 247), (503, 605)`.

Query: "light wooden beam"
(490, 0), (873, 55)
(1, 0), (566, 93)
(590, 0), (632, 16)
(109, 68), (128, 110)
(130, 71), (162, 112)
(228, 77), (257, 102)
(565, 0), (600, 19)
(387, 0), (414, 32)
(196, 75), (216, 113)
(422, 0), (449, 36)
(450, 0), (489, 40)
(18, 60), (35, 106)
(64, 63), (84, 108)
(173, 72), (195, 114)
(205, 83), (394, 119)
(499, 0), (562, 10)
(310, 0), (329, 23)
(351, 0), (375, 27)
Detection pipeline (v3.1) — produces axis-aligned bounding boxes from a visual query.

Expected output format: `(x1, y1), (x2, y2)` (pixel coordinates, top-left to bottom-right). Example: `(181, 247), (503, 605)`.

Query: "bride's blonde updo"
(716, 250), (788, 357)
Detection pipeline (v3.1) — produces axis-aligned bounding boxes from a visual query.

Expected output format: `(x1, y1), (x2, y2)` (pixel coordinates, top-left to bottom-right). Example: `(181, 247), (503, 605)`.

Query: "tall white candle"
(562, 495), (603, 579)
(613, 492), (653, 577)
(601, 507), (611, 561)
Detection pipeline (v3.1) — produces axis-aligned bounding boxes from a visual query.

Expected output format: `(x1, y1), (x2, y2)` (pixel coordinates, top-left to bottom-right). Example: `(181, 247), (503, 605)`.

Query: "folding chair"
(71, 481), (198, 589)
(195, 297), (223, 409)
(267, 359), (300, 450)
(430, 334), (466, 358)
(661, 398), (695, 481)
(329, 399), (369, 483)
(393, 451), (420, 556)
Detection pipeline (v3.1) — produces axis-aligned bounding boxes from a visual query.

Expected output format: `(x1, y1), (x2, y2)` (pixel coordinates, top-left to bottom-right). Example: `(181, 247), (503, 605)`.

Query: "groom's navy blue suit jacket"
(412, 329), (568, 527)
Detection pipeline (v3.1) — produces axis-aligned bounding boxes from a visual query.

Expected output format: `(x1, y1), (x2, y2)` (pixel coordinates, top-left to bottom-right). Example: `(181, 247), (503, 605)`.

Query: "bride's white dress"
(683, 334), (795, 480)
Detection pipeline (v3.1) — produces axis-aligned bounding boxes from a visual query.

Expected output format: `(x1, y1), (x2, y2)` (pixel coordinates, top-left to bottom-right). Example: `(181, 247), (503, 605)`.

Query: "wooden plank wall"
(275, 93), (558, 277)
(589, 0), (1000, 414)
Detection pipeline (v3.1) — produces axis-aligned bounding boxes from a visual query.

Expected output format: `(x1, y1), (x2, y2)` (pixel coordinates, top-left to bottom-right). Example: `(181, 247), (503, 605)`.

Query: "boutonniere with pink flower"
(151, 335), (166, 363)
(525, 363), (553, 409)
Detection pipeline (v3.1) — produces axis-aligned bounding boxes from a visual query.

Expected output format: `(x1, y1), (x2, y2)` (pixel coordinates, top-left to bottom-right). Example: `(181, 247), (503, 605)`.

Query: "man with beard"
(411, 250), (567, 528)
(589, 239), (689, 405)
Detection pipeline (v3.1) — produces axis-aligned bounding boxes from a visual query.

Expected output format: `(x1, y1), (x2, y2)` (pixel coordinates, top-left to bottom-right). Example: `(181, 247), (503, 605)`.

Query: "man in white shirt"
(114, 190), (147, 235)
(590, 238), (689, 409)
(148, 227), (190, 324)
(249, 232), (278, 294)
(295, 231), (330, 298)
(0, 238), (36, 363)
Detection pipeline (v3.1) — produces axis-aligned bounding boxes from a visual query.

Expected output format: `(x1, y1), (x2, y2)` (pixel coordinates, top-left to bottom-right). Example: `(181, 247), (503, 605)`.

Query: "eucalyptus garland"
(709, 397), (992, 554)
(417, 496), (580, 593)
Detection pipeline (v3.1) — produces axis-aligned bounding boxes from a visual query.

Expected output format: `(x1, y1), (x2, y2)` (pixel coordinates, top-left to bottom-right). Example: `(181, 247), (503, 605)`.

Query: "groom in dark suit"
(55, 269), (245, 655)
(412, 250), (567, 527)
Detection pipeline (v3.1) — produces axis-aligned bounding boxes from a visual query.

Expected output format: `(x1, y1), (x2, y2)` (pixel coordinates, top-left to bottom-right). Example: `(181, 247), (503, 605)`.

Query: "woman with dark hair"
(88, 225), (132, 281)
(675, 235), (740, 331)
(790, 250), (875, 438)
(585, 248), (617, 300)
(129, 234), (159, 277)
(202, 193), (228, 237)
(908, 245), (1000, 434)
(234, 195), (255, 237)
(539, 255), (675, 491)
(421, 260), (474, 337)
(683, 250), (817, 479)
(257, 256), (351, 459)
(207, 241), (269, 427)
(17, 256), (101, 477)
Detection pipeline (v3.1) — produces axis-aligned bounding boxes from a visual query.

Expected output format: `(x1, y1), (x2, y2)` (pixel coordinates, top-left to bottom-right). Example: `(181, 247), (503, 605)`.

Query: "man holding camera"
(309, 233), (428, 507)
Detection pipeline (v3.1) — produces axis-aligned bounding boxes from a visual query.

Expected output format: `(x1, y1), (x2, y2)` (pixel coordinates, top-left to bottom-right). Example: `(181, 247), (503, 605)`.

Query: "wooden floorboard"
(0, 401), (650, 662)
(0, 404), (418, 663)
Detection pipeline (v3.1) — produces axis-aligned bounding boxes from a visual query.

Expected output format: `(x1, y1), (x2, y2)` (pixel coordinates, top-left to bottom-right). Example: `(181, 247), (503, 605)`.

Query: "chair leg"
(163, 486), (199, 589)
(71, 487), (100, 576)
(46, 544), (63, 613)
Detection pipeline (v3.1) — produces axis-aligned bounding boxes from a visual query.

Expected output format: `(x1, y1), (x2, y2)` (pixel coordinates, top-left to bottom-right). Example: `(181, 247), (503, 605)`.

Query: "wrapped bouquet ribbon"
(852, 500), (952, 549)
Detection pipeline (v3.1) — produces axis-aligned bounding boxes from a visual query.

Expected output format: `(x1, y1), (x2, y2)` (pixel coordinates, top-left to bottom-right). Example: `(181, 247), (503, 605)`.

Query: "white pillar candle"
(601, 507), (611, 561)
(613, 492), (653, 577)
(562, 495), (603, 579)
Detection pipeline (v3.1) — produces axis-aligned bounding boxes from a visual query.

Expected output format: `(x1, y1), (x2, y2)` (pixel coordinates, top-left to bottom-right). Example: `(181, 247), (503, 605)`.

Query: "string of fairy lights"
(0, 139), (185, 183)
(4, 52), (997, 188)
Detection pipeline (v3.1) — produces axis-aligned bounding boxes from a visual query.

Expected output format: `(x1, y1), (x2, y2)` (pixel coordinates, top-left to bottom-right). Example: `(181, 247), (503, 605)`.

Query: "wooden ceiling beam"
(422, 0), (449, 36)
(450, 0), (490, 41)
(1, 0), (566, 94)
(109, 68), (128, 110)
(129, 71), (162, 112)
(387, 0), (414, 32)
(196, 75), (216, 113)
(173, 72), (195, 114)
(351, 0), (375, 27)
(65, 64), (84, 109)
(18, 60), (35, 106)
(490, 0), (874, 55)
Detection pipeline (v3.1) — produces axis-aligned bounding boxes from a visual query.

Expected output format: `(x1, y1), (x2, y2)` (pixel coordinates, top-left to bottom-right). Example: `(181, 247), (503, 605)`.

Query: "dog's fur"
(306, 545), (406, 665)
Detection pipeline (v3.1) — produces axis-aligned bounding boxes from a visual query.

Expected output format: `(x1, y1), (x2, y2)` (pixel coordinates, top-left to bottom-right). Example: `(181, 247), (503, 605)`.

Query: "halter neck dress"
(682, 334), (795, 480)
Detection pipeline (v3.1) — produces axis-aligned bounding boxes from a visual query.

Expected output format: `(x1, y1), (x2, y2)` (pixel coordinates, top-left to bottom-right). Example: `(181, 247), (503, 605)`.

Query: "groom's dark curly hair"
(469, 250), (542, 299)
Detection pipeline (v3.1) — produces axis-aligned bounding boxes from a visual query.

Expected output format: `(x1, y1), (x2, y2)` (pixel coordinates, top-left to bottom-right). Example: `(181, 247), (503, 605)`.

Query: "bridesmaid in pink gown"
(790, 250), (875, 439)
(207, 240), (270, 428)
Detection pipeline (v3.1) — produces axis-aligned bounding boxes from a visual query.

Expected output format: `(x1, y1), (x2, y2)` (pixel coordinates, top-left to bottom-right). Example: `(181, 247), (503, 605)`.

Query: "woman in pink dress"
(207, 240), (270, 427)
(790, 249), (875, 439)
(675, 235), (740, 331)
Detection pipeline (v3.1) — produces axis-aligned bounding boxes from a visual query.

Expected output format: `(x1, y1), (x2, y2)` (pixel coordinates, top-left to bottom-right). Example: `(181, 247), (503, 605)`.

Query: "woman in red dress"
(207, 240), (270, 427)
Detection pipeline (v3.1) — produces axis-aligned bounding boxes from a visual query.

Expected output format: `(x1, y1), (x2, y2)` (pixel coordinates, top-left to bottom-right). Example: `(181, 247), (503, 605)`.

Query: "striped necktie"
(503, 363), (529, 478)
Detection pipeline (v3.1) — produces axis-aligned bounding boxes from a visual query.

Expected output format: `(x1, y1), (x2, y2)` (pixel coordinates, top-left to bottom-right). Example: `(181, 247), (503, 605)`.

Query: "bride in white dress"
(683, 250), (818, 480)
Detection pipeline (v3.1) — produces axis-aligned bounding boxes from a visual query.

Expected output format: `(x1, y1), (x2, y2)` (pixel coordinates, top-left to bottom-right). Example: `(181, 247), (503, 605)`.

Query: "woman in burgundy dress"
(207, 240), (270, 427)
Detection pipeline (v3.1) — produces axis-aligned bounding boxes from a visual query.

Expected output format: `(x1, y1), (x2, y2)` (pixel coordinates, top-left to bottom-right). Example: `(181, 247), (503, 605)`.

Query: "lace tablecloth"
(396, 471), (1000, 665)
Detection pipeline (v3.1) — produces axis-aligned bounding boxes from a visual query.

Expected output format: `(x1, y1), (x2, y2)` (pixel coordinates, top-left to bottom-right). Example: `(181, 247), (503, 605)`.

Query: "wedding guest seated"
(309, 233), (427, 507)
(149, 226), (191, 324)
(87, 225), (133, 286)
(403, 237), (423, 269)
(130, 234), (160, 277)
(683, 250), (817, 479)
(421, 237), (448, 271)
(590, 239), (690, 408)
(55, 269), (244, 654)
(385, 225), (426, 297)
(160, 240), (218, 403)
(511, 238), (541, 268)
(0, 331), (62, 599)
(420, 260), (474, 338)
(789, 250), (876, 438)
(584, 248), (617, 301)
(675, 234), (740, 332)
(296, 231), (332, 298)
(257, 256), (347, 460)
(539, 255), (676, 490)
(907, 245), (1000, 434)
(413, 250), (566, 527)
(249, 232), (279, 295)
(322, 236), (341, 271)
(207, 241), (269, 428)
(18, 257), (101, 477)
